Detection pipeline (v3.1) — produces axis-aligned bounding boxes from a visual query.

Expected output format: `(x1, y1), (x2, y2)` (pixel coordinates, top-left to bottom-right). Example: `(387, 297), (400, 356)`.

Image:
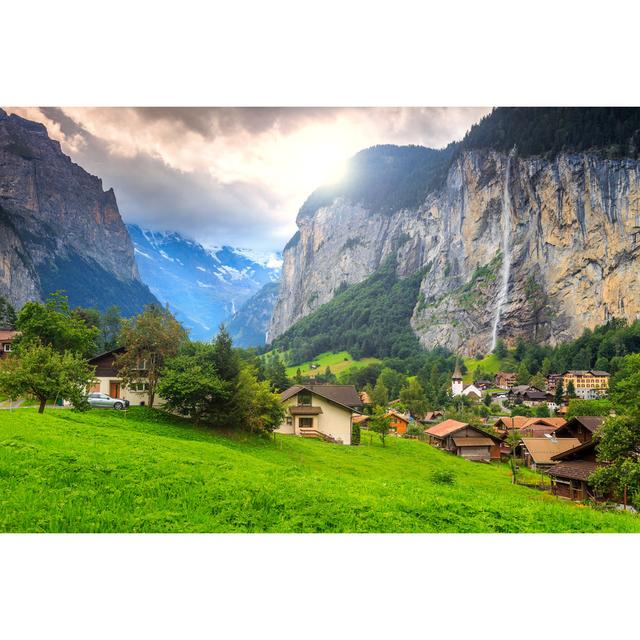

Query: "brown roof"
(280, 384), (362, 410)
(352, 414), (370, 424)
(425, 419), (469, 438)
(547, 460), (599, 481)
(494, 416), (530, 430)
(289, 406), (323, 415)
(551, 439), (597, 462)
(386, 409), (410, 423)
(520, 438), (581, 465)
(0, 330), (18, 341)
(452, 436), (495, 447)
(554, 416), (605, 436)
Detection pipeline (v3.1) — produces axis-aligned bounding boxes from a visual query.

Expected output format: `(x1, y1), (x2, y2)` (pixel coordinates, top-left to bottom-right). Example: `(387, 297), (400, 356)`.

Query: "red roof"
(425, 419), (469, 438)
(0, 330), (18, 341)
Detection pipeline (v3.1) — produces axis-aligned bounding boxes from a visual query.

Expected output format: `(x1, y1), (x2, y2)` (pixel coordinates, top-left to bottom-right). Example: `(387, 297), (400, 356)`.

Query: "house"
(546, 373), (563, 394)
(87, 347), (162, 406)
(0, 329), (18, 358)
(561, 370), (610, 399)
(423, 410), (444, 422)
(547, 439), (606, 501)
(425, 419), (502, 462)
(386, 409), (410, 435)
(495, 372), (517, 389)
(461, 383), (483, 401)
(508, 385), (549, 406)
(520, 437), (581, 471)
(493, 415), (531, 433)
(277, 384), (363, 445)
(475, 380), (494, 391)
(552, 415), (605, 443)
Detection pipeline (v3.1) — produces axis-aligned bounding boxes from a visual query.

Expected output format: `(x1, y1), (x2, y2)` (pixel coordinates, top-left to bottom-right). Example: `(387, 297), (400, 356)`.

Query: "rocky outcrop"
(269, 148), (640, 355)
(0, 109), (157, 314)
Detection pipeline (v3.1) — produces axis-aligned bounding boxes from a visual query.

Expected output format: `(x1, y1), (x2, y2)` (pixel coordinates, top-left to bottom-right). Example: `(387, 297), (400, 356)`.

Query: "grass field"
(0, 407), (638, 533)
(283, 350), (380, 378)
(463, 353), (509, 383)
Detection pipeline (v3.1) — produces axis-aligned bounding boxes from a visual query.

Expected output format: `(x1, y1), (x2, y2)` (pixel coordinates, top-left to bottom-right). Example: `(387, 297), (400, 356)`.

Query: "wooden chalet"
(547, 439), (606, 501)
(425, 419), (501, 462)
(386, 409), (410, 435)
(495, 372), (517, 389)
(552, 415), (605, 443)
(0, 329), (18, 359)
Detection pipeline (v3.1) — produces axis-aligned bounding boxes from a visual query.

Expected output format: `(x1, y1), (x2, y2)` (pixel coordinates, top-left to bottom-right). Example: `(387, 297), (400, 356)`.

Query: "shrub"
(351, 421), (361, 446)
(431, 469), (456, 485)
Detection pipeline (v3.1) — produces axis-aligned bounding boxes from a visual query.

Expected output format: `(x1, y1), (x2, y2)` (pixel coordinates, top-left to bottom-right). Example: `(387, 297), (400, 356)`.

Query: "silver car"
(86, 392), (130, 410)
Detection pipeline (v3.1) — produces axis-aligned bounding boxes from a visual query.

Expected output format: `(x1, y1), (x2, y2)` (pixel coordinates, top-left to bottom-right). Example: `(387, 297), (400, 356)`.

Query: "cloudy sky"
(7, 107), (489, 251)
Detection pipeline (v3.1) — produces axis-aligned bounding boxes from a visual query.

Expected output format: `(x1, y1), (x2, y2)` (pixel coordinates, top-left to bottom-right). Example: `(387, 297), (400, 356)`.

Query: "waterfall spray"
(490, 150), (515, 351)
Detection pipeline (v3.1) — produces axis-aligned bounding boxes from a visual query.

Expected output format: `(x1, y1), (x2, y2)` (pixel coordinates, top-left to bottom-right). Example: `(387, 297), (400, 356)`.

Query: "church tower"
(451, 361), (464, 396)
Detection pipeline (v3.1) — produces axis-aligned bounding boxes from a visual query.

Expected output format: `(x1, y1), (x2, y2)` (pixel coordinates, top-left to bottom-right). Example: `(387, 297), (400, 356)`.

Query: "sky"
(6, 107), (490, 252)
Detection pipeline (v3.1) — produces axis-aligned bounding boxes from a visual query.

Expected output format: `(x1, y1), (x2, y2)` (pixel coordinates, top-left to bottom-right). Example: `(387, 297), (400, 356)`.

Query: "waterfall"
(490, 151), (514, 351)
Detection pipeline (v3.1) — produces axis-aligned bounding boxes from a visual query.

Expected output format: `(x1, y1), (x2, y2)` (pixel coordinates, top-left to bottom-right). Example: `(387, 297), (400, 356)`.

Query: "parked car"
(86, 392), (129, 410)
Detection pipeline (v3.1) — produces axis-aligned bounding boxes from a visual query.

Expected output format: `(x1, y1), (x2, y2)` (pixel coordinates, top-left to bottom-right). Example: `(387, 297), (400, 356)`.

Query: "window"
(130, 382), (149, 392)
(286, 416), (293, 425)
(3, 343), (11, 352)
(299, 417), (313, 429)
(298, 391), (312, 406)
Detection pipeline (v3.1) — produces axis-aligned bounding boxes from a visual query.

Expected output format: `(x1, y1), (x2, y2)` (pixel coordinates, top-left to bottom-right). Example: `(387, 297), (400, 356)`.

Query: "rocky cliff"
(269, 147), (640, 355)
(0, 109), (157, 314)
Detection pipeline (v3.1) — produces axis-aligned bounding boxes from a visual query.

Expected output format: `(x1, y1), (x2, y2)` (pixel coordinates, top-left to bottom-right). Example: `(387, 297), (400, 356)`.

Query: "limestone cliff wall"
(269, 150), (640, 354)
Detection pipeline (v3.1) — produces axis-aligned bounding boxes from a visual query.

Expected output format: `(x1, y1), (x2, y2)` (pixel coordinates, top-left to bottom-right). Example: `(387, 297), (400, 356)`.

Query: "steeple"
(451, 360), (464, 397)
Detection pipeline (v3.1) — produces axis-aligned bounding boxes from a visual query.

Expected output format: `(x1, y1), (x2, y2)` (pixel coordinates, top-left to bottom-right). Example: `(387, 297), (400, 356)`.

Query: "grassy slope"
(283, 350), (380, 378)
(0, 408), (638, 533)
(463, 353), (510, 383)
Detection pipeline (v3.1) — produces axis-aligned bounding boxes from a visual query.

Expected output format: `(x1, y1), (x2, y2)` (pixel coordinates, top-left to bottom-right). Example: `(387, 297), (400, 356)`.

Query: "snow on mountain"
(127, 224), (282, 341)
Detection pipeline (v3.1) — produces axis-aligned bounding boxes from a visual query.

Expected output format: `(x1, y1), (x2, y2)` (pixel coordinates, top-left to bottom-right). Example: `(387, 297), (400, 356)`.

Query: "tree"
(16, 292), (98, 356)
(516, 361), (531, 385)
(566, 399), (612, 420)
(610, 353), (640, 418)
(554, 379), (564, 406)
(294, 368), (303, 384)
(371, 377), (389, 407)
(505, 429), (522, 484)
(493, 338), (507, 359)
(566, 379), (577, 398)
(116, 305), (188, 407)
(529, 372), (546, 391)
(378, 367), (407, 399)
(157, 343), (229, 423)
(0, 295), (17, 329)
(100, 306), (123, 352)
(483, 393), (492, 407)
(0, 342), (95, 413)
(369, 409), (391, 447)
(264, 354), (290, 392)
(534, 404), (550, 417)
(591, 415), (640, 508)
(234, 367), (285, 434)
(399, 378), (428, 416)
(514, 339), (526, 361)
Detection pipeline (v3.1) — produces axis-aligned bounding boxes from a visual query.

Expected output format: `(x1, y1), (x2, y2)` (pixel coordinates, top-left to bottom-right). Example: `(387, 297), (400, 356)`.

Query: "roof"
(561, 370), (610, 377)
(452, 436), (495, 447)
(494, 416), (530, 430)
(0, 330), (18, 341)
(554, 415), (605, 436)
(551, 439), (597, 462)
(289, 406), (322, 415)
(424, 411), (444, 420)
(386, 409), (410, 423)
(425, 419), (469, 438)
(547, 460), (599, 481)
(520, 438), (581, 465)
(496, 371), (517, 379)
(88, 346), (125, 364)
(452, 361), (462, 379)
(352, 414), (370, 424)
(280, 384), (362, 410)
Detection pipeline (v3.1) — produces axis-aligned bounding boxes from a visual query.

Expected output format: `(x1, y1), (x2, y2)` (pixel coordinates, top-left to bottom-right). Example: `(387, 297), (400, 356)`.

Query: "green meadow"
(0, 407), (638, 533)
(281, 350), (380, 379)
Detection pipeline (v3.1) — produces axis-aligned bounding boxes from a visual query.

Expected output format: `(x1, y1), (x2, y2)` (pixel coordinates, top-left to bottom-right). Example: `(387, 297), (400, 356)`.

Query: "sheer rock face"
(0, 109), (152, 312)
(269, 150), (640, 355)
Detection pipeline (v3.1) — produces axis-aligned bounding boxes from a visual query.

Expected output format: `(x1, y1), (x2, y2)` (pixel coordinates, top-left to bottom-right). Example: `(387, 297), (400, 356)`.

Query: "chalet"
(425, 419), (502, 462)
(546, 373), (563, 393)
(508, 385), (549, 406)
(493, 415), (531, 433)
(495, 372), (517, 389)
(552, 415), (605, 443)
(547, 439), (606, 501)
(0, 329), (18, 358)
(87, 347), (162, 406)
(520, 437), (581, 471)
(475, 380), (494, 391)
(277, 384), (363, 445)
(423, 410), (444, 422)
(386, 409), (411, 435)
(561, 370), (610, 400)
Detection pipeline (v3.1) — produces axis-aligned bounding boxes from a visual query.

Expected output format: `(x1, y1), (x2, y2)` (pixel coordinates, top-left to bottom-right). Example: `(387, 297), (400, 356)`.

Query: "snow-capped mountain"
(127, 224), (282, 341)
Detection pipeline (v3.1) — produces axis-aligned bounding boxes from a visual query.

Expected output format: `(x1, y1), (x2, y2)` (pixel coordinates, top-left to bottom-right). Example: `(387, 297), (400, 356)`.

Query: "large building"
(561, 370), (610, 399)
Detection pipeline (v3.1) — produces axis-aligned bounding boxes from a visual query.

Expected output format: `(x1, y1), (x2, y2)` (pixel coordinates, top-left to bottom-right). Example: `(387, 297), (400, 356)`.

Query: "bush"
(431, 469), (456, 485)
(351, 421), (361, 446)
(405, 423), (424, 437)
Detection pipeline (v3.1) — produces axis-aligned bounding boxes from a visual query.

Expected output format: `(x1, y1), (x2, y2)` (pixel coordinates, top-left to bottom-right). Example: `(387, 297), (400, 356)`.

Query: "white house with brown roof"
(277, 384), (363, 445)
